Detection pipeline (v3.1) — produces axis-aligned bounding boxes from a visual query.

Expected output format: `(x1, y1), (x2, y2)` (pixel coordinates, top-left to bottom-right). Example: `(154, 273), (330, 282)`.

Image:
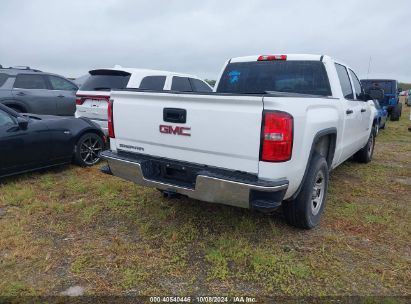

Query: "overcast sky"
(1, 0), (411, 82)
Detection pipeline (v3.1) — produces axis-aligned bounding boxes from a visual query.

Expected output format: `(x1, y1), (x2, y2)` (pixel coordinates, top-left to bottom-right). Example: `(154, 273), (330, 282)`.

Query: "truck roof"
(230, 54), (326, 63)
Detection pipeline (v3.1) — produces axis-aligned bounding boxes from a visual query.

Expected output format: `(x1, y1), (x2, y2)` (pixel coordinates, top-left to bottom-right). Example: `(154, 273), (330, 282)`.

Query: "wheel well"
(314, 133), (336, 168)
(75, 129), (106, 147)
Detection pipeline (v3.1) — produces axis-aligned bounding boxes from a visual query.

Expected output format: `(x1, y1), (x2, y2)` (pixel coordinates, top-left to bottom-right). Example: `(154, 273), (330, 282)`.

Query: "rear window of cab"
(216, 60), (332, 96)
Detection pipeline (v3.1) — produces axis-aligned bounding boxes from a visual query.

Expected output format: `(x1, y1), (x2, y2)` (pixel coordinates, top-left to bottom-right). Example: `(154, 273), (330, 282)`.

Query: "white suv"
(75, 67), (212, 134)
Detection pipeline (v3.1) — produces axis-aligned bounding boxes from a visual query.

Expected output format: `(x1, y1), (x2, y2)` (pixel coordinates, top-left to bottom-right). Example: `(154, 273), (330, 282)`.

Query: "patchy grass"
(0, 104), (410, 296)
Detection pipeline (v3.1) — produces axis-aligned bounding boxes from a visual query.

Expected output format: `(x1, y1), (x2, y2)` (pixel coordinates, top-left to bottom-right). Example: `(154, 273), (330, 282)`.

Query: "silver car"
(406, 89), (411, 106)
(0, 66), (78, 115)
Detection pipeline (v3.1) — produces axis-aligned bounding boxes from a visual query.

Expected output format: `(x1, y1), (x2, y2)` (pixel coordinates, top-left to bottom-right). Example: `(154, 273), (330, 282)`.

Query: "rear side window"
(13, 74), (48, 89)
(48, 75), (78, 91)
(171, 77), (192, 92)
(349, 69), (362, 100)
(139, 76), (166, 90)
(335, 64), (353, 99)
(189, 78), (212, 92)
(80, 70), (131, 91)
(0, 73), (8, 87)
(217, 60), (332, 96)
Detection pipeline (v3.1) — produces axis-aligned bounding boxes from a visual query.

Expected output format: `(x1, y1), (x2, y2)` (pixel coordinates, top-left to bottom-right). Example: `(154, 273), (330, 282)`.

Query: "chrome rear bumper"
(101, 151), (288, 209)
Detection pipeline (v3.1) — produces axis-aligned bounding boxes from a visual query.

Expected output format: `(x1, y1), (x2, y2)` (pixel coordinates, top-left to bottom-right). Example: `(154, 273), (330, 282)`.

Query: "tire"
(390, 104), (401, 121)
(74, 133), (104, 167)
(282, 153), (329, 229)
(354, 130), (375, 163)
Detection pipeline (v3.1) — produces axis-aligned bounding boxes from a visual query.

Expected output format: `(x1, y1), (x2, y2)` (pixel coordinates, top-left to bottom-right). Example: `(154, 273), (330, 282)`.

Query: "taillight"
(75, 95), (110, 105)
(257, 55), (287, 61)
(75, 96), (83, 105)
(260, 111), (293, 162)
(108, 99), (115, 138)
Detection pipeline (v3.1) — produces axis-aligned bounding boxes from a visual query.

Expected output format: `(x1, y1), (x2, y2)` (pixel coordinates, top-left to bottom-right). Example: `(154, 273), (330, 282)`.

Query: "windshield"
(216, 60), (332, 96)
(80, 70), (131, 91)
(361, 80), (396, 95)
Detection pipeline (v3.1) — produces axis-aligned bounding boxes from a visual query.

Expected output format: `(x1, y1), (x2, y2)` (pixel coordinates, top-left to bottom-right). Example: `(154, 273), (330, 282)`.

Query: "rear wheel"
(282, 153), (329, 229)
(74, 133), (104, 167)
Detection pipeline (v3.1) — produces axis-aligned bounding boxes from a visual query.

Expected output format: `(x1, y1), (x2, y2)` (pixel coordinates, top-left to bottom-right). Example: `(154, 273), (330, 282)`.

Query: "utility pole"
(367, 56), (372, 79)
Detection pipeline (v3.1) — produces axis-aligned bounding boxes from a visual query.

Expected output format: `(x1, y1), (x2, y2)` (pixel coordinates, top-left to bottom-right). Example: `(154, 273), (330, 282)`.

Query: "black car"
(0, 66), (78, 116)
(0, 104), (105, 178)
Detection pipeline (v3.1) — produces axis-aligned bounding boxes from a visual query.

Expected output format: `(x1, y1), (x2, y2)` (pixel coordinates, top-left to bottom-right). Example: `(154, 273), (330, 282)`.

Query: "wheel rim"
(367, 134), (374, 158)
(79, 136), (102, 165)
(311, 170), (325, 216)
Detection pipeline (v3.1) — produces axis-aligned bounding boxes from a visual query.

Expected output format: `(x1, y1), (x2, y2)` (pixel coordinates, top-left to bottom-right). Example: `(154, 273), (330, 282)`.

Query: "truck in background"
(361, 79), (402, 121)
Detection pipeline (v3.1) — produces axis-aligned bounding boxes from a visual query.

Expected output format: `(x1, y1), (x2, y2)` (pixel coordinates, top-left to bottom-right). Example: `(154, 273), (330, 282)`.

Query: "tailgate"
(111, 91), (263, 173)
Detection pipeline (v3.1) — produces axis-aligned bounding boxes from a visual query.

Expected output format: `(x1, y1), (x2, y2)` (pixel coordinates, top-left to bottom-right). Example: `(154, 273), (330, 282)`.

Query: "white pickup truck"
(101, 54), (377, 229)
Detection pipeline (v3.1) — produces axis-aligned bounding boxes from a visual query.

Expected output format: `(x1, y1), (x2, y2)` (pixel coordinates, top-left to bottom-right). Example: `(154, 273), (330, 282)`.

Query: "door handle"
(361, 108), (366, 113)
(346, 109), (353, 115)
(16, 92), (26, 96)
(57, 95), (65, 98)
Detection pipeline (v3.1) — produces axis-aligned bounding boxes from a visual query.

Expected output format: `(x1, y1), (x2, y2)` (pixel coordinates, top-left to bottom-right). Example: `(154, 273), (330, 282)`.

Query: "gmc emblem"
(159, 125), (191, 136)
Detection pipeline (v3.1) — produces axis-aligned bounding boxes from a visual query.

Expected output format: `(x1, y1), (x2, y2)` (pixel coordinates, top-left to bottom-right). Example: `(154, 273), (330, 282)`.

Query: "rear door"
(112, 92), (263, 173)
(349, 69), (371, 144)
(47, 75), (78, 116)
(12, 74), (56, 114)
(334, 64), (363, 161)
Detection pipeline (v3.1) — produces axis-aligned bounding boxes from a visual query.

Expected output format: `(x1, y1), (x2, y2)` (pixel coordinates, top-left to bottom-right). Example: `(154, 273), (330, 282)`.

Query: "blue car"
(373, 100), (388, 135)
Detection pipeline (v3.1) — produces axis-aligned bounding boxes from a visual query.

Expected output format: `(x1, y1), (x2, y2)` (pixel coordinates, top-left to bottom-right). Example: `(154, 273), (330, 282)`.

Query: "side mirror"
(398, 88), (402, 92)
(16, 116), (29, 130)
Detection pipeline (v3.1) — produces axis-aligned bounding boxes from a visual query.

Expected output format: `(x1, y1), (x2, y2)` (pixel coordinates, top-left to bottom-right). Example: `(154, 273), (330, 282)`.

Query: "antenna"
(366, 56), (372, 79)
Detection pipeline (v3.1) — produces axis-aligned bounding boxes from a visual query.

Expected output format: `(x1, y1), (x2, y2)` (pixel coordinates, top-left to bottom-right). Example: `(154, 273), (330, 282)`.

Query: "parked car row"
(0, 65), (212, 119)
